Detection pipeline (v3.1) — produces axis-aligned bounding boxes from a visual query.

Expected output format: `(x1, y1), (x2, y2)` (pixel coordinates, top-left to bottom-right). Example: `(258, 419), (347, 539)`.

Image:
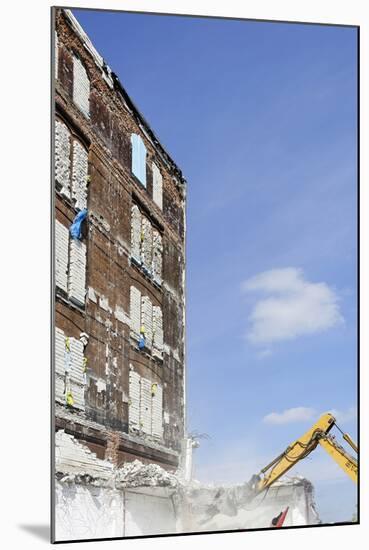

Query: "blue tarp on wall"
(70, 209), (88, 240)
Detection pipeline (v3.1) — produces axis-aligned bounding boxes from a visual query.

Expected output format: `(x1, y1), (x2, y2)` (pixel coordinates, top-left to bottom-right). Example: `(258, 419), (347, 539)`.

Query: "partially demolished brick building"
(54, 9), (186, 472)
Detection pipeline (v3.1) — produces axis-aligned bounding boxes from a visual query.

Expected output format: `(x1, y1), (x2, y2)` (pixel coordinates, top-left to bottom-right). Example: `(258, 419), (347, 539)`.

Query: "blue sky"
(72, 9), (358, 524)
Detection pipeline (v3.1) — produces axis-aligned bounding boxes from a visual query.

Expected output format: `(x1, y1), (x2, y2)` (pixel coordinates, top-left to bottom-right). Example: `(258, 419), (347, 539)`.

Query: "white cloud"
(263, 406), (316, 425)
(330, 406), (357, 424)
(242, 267), (343, 344)
(263, 405), (357, 427)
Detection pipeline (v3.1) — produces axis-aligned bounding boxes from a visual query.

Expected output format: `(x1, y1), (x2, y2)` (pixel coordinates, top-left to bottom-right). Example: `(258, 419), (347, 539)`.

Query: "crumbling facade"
(54, 8), (186, 477)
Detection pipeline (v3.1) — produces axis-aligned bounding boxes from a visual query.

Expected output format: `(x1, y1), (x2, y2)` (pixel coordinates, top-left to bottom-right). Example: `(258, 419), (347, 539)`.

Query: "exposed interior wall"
(55, 329), (86, 410)
(152, 229), (163, 286)
(55, 119), (72, 198)
(73, 55), (90, 118)
(55, 118), (88, 206)
(129, 285), (164, 356)
(128, 367), (164, 439)
(55, 219), (87, 306)
(68, 239), (87, 307)
(130, 203), (163, 285)
(152, 162), (163, 210)
(55, 220), (69, 293)
(71, 140), (88, 210)
(55, 31), (59, 79)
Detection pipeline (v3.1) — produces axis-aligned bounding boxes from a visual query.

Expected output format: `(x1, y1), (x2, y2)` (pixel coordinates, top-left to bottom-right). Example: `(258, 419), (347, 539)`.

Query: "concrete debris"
(115, 460), (179, 489)
(184, 480), (253, 524)
(183, 476), (320, 531)
(56, 430), (179, 490)
(55, 430), (113, 486)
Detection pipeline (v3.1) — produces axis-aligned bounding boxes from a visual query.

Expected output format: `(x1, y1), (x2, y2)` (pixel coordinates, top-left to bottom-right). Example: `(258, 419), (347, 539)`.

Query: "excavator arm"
(252, 413), (357, 495)
(318, 433), (358, 483)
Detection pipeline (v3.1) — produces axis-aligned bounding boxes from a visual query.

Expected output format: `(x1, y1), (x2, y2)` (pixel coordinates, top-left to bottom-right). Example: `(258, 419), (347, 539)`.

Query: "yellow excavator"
(249, 412), (358, 495)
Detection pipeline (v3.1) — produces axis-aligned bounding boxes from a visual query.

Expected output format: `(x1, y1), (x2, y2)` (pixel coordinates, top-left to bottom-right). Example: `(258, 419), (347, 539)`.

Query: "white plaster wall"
(73, 55), (90, 118)
(141, 295), (153, 347)
(128, 368), (163, 438)
(55, 482), (124, 542)
(152, 384), (163, 439)
(55, 327), (66, 403)
(55, 32), (58, 79)
(128, 368), (141, 429)
(124, 490), (177, 536)
(55, 430), (114, 481)
(55, 483), (177, 541)
(54, 332), (86, 410)
(131, 205), (141, 262)
(130, 287), (163, 356)
(68, 239), (86, 306)
(131, 206), (163, 283)
(152, 162), (163, 209)
(153, 305), (163, 359)
(141, 216), (153, 269)
(55, 120), (71, 198)
(152, 229), (163, 284)
(55, 220), (69, 293)
(68, 338), (85, 411)
(130, 286), (141, 337)
(140, 377), (152, 435)
(71, 140), (88, 210)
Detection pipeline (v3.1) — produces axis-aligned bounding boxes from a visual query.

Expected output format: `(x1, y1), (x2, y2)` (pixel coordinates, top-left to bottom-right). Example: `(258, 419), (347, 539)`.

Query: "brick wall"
(54, 8), (186, 469)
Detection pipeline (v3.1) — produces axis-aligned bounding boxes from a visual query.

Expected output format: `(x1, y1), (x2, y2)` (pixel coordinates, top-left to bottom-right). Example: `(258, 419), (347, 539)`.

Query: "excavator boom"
(253, 413), (357, 494)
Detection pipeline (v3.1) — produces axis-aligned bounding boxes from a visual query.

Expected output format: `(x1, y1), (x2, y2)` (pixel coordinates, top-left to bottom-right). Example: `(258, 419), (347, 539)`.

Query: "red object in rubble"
(271, 506), (289, 528)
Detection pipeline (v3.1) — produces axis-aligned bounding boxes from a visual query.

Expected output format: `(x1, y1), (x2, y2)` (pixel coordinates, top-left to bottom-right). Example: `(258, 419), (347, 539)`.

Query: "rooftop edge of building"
(60, 7), (188, 195)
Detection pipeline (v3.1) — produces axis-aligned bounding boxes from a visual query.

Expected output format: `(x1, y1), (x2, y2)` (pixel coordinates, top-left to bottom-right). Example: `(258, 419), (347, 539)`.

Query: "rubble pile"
(184, 480), (254, 525)
(183, 476), (320, 531)
(115, 460), (180, 489)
